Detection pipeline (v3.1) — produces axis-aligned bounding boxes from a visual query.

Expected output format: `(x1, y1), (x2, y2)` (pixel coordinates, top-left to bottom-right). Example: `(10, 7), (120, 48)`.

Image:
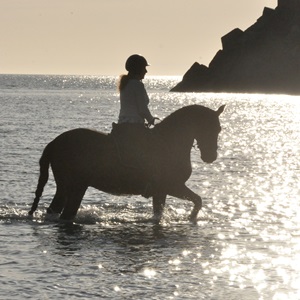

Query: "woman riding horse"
(115, 54), (160, 197)
(29, 104), (225, 223)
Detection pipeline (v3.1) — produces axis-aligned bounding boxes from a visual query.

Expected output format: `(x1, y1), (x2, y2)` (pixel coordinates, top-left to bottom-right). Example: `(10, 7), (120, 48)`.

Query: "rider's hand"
(148, 117), (160, 128)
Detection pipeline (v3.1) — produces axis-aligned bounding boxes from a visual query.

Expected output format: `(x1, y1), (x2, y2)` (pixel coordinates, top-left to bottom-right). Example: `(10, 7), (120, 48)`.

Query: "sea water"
(0, 74), (299, 299)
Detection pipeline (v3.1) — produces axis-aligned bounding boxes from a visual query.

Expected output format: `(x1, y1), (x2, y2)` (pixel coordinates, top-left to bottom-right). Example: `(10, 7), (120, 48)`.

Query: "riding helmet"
(125, 54), (149, 73)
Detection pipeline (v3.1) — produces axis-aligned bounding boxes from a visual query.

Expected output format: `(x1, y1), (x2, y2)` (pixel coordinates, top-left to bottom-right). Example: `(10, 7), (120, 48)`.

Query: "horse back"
(48, 128), (115, 175)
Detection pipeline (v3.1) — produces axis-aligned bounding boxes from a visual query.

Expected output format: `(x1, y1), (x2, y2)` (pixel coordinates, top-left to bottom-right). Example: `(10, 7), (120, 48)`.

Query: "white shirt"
(118, 79), (154, 124)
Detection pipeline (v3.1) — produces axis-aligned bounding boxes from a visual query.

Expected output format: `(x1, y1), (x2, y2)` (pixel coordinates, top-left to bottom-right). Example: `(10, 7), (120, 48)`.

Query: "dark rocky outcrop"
(171, 0), (300, 95)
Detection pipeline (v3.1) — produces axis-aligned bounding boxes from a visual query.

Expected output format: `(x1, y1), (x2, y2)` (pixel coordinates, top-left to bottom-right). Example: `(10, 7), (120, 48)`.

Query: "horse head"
(196, 105), (225, 163)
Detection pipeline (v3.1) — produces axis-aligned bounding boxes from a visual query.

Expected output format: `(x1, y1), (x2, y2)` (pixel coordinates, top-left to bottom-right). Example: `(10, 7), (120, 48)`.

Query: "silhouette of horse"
(29, 104), (225, 223)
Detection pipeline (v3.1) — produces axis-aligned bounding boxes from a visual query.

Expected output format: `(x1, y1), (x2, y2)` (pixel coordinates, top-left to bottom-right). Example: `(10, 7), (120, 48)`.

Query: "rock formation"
(171, 0), (300, 95)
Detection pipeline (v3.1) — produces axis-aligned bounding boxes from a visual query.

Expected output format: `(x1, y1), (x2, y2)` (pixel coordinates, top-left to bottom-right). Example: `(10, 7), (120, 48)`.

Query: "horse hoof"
(45, 213), (60, 222)
(58, 217), (75, 224)
(189, 218), (198, 225)
(188, 214), (198, 224)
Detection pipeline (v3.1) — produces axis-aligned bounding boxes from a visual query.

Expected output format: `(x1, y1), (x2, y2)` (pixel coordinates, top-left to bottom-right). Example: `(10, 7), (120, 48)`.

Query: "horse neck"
(153, 110), (196, 155)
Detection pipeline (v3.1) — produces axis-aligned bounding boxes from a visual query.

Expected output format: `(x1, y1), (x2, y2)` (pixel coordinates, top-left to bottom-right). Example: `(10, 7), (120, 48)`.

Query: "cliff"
(171, 0), (300, 95)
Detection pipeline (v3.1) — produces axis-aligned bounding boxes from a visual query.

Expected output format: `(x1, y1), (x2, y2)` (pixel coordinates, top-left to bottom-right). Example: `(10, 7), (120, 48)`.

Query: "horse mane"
(154, 105), (214, 131)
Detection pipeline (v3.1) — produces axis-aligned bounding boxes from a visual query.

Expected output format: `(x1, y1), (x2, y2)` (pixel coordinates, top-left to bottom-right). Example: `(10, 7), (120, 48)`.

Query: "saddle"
(110, 123), (167, 197)
(110, 122), (156, 169)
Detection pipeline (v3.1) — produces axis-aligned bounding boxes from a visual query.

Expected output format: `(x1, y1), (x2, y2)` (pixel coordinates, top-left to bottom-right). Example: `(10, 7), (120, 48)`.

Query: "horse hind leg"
(60, 185), (87, 222)
(47, 185), (67, 215)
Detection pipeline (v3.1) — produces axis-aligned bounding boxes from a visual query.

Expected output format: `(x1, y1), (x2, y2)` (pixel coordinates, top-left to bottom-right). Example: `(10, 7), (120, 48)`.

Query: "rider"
(113, 54), (159, 198)
(118, 54), (157, 126)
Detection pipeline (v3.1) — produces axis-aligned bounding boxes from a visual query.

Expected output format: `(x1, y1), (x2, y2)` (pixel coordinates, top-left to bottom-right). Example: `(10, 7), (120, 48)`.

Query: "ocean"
(0, 74), (299, 299)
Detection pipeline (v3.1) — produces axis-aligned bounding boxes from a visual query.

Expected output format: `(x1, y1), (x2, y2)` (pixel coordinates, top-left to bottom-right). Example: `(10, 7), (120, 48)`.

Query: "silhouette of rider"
(112, 54), (160, 197)
(118, 54), (157, 126)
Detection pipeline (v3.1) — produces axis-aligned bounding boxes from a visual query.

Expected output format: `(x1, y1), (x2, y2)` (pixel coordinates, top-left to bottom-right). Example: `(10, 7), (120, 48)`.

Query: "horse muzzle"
(201, 151), (217, 163)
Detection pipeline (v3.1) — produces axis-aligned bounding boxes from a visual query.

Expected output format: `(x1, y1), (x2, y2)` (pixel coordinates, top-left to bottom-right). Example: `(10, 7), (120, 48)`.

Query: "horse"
(29, 104), (225, 223)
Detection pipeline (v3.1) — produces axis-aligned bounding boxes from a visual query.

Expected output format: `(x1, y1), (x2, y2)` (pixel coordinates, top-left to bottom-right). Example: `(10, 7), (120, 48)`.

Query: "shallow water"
(0, 75), (299, 299)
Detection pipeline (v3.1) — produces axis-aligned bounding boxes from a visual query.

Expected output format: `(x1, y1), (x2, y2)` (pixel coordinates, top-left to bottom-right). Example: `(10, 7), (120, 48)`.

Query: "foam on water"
(0, 202), (203, 226)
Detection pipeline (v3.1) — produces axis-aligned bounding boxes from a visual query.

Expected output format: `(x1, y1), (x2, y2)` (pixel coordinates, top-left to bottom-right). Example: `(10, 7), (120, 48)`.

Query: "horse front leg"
(152, 194), (166, 224)
(168, 185), (202, 223)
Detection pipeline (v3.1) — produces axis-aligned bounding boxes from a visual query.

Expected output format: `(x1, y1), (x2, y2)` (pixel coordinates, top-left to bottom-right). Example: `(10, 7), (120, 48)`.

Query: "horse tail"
(28, 142), (52, 215)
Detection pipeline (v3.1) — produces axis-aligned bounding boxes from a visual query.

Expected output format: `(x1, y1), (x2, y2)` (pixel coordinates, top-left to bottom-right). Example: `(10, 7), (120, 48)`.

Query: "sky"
(0, 0), (277, 76)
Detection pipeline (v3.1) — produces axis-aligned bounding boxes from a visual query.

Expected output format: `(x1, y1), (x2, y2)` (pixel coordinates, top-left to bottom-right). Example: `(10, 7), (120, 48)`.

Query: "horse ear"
(217, 105), (226, 116)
